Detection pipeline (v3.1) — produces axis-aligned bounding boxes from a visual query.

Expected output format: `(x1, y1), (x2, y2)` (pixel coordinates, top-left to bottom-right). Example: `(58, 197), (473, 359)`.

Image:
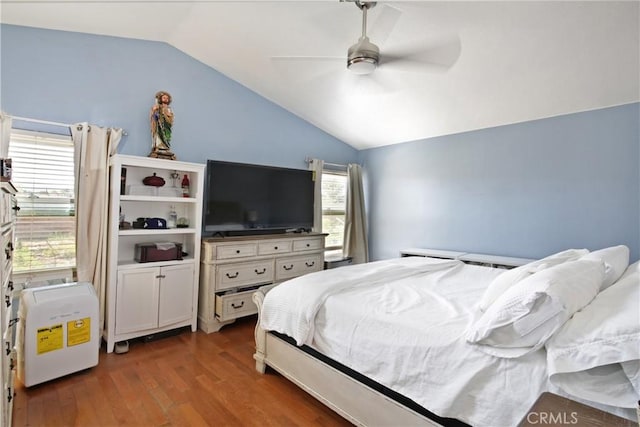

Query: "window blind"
(8, 130), (76, 273)
(321, 171), (347, 253)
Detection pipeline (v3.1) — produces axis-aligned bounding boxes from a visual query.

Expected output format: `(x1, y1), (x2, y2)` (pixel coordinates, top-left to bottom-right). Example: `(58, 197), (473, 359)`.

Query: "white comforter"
(261, 257), (551, 427)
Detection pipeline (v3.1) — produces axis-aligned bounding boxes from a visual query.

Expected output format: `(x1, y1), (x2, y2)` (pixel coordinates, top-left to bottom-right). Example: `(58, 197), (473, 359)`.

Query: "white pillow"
(466, 259), (604, 358)
(546, 261), (639, 408)
(478, 248), (589, 312)
(581, 245), (629, 289)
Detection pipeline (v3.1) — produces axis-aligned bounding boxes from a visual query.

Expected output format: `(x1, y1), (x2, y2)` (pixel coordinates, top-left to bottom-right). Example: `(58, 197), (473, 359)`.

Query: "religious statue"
(149, 90), (177, 160)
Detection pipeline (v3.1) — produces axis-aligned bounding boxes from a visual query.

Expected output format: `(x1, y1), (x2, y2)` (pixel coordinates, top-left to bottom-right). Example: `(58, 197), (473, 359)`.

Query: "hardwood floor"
(12, 315), (353, 426)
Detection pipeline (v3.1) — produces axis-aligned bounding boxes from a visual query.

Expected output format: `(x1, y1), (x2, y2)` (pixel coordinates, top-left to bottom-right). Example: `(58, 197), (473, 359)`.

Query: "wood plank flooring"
(12, 315), (353, 426)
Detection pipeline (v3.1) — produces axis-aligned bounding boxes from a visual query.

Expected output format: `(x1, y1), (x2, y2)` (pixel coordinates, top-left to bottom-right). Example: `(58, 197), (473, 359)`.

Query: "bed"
(253, 246), (639, 427)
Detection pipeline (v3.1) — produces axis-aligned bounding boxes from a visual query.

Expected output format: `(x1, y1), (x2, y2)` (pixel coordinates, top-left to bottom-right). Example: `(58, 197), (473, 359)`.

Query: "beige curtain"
(308, 158), (324, 233)
(71, 123), (122, 335)
(0, 112), (12, 158)
(343, 163), (368, 264)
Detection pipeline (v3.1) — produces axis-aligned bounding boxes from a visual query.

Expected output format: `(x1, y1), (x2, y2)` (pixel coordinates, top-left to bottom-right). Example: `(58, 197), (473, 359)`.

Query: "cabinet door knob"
(231, 301), (245, 309)
(254, 268), (266, 275)
(226, 272), (239, 279)
(4, 295), (10, 307)
(283, 264), (294, 271)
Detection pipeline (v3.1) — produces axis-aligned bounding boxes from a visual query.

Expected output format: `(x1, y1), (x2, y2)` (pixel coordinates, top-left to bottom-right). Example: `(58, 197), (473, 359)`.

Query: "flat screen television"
(203, 160), (315, 236)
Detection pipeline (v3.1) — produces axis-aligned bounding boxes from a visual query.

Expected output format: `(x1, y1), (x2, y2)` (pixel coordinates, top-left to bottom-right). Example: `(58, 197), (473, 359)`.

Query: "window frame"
(321, 168), (348, 257)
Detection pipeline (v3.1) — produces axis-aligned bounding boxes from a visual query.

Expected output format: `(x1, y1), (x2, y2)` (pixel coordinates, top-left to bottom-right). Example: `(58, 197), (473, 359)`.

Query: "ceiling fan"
(346, 1), (384, 75)
(272, 1), (461, 78)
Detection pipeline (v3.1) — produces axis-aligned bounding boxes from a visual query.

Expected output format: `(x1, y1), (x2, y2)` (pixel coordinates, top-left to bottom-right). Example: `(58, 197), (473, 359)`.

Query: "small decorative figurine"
(149, 90), (177, 160)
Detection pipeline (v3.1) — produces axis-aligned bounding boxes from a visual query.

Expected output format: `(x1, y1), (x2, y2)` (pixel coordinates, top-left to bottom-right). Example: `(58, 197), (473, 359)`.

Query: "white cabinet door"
(158, 264), (194, 328)
(115, 268), (160, 334)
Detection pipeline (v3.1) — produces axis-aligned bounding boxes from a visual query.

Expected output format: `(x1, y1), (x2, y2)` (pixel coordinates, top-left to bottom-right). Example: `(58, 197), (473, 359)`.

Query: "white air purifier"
(17, 282), (100, 387)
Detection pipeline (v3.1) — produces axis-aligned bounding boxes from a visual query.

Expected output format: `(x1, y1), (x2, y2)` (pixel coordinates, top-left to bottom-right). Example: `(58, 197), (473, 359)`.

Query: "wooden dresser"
(0, 179), (17, 426)
(199, 232), (326, 333)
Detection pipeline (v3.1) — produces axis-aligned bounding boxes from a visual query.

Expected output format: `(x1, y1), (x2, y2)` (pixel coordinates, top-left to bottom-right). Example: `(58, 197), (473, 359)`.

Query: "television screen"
(204, 160), (314, 236)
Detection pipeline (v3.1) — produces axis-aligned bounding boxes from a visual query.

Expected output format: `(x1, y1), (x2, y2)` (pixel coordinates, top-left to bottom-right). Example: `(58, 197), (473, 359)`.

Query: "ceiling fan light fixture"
(348, 57), (378, 75)
(347, 36), (380, 75)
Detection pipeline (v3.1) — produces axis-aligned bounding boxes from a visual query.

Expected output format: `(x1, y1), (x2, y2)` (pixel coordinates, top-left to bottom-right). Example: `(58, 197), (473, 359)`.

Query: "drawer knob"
(236, 249), (241, 254)
(5, 342), (10, 356)
(4, 295), (10, 307)
(306, 243), (310, 247)
(305, 261), (315, 267)
(226, 272), (239, 279)
(283, 264), (294, 271)
(254, 268), (266, 275)
(274, 246), (278, 250)
(231, 301), (245, 309)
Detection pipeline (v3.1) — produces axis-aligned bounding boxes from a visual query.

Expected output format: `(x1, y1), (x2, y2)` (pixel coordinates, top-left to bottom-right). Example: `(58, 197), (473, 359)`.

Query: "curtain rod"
(11, 115), (71, 128)
(11, 115), (128, 135)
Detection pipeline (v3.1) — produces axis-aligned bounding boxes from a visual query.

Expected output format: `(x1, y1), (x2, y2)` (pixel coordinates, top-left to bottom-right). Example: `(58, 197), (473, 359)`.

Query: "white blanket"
(261, 258), (550, 426)
(261, 257), (462, 345)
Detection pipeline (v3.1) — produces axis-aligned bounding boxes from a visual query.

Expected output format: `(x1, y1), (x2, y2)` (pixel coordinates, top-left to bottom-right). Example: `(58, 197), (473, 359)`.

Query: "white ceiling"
(2, 1), (639, 149)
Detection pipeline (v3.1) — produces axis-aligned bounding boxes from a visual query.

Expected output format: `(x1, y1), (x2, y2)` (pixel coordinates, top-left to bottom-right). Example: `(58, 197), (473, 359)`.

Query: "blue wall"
(0, 24), (358, 169)
(359, 103), (640, 262)
(3, 25), (639, 263)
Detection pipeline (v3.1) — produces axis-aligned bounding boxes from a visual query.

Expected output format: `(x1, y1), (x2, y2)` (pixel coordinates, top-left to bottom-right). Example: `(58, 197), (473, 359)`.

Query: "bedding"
(545, 260), (640, 408)
(580, 245), (630, 289)
(259, 255), (637, 427)
(477, 248), (589, 312)
(262, 257), (550, 427)
(465, 259), (604, 358)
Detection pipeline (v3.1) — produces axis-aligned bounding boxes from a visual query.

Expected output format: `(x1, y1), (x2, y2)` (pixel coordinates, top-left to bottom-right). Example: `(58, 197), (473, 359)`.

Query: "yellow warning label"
(36, 324), (63, 354)
(67, 317), (91, 347)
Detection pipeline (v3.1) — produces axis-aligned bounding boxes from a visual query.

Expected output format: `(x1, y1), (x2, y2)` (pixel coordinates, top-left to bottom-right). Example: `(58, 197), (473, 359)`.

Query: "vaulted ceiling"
(2, 1), (638, 149)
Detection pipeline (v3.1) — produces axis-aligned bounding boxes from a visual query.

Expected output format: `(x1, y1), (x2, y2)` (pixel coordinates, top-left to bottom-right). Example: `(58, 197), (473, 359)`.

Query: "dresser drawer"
(215, 289), (258, 321)
(293, 238), (323, 252)
(1, 228), (13, 278)
(276, 254), (323, 281)
(216, 260), (274, 291)
(258, 240), (292, 256)
(216, 243), (258, 260)
(0, 192), (12, 225)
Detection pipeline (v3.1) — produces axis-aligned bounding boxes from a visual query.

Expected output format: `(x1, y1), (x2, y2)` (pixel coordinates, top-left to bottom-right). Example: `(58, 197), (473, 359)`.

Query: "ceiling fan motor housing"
(347, 36), (380, 74)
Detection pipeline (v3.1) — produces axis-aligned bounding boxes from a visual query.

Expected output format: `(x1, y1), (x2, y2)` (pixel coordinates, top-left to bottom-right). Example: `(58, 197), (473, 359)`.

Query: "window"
(8, 130), (76, 279)
(321, 170), (347, 260)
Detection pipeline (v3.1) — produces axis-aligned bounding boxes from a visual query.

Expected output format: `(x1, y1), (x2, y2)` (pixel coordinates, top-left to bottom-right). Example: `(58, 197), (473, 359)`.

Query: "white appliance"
(17, 282), (99, 387)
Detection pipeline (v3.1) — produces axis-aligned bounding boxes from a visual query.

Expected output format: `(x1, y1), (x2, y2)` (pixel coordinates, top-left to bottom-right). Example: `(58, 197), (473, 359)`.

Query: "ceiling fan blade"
(368, 4), (403, 46)
(381, 35), (462, 73)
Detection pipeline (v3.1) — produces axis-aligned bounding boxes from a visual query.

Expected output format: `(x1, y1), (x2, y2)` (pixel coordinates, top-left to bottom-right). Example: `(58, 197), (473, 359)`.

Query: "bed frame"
(252, 289), (442, 427)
